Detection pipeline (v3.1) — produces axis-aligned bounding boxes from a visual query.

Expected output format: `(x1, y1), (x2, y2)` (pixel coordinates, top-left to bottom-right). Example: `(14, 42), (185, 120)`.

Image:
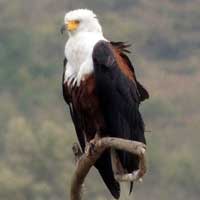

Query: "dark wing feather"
(110, 41), (132, 53)
(93, 40), (146, 173)
(95, 151), (120, 199)
(111, 41), (149, 102)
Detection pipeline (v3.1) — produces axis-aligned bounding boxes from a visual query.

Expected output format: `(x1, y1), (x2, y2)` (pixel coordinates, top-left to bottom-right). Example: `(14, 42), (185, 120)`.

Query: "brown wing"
(93, 40), (148, 194)
(111, 41), (149, 102)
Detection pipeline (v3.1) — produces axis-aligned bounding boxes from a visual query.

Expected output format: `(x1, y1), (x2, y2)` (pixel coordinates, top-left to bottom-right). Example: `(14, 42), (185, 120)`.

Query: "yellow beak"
(67, 20), (80, 31)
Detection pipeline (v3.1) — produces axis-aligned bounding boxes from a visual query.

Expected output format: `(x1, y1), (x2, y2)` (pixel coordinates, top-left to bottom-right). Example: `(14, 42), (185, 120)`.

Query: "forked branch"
(71, 137), (147, 200)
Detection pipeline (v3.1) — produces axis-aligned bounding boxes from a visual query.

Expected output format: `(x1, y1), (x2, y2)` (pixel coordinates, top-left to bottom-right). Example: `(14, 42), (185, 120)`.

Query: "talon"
(85, 142), (96, 156)
(132, 170), (139, 179)
(84, 143), (90, 155)
(141, 147), (146, 154)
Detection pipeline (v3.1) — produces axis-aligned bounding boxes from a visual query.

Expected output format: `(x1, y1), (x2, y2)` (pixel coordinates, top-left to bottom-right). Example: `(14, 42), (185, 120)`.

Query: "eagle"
(61, 9), (149, 199)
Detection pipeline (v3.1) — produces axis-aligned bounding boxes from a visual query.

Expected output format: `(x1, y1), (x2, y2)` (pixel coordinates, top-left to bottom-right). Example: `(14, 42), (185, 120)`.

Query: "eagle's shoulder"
(92, 40), (149, 102)
(92, 40), (115, 66)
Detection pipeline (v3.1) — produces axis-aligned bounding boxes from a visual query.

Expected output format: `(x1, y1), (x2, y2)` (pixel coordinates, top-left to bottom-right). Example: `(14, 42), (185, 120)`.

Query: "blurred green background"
(0, 0), (200, 199)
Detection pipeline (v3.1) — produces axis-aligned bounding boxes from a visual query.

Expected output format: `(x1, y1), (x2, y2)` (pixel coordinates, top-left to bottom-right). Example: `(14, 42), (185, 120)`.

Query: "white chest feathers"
(64, 32), (107, 86)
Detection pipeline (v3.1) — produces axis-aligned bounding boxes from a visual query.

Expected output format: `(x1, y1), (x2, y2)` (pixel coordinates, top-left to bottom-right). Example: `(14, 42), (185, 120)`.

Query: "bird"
(61, 9), (149, 199)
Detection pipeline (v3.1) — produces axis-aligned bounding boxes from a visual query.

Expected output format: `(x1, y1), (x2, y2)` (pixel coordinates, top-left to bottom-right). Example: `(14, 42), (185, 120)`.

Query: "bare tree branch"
(70, 137), (147, 200)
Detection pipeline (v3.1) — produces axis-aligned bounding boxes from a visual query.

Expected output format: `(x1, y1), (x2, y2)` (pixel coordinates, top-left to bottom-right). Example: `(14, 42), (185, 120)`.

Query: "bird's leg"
(72, 143), (83, 164)
(83, 131), (93, 156)
(85, 142), (96, 156)
(85, 133), (101, 156)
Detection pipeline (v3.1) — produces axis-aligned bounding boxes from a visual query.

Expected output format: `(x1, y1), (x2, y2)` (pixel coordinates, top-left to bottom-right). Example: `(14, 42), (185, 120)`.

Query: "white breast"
(64, 32), (107, 86)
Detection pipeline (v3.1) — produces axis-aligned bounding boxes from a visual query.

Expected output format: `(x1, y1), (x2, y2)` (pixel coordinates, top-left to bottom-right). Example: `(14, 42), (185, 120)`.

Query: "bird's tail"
(95, 150), (120, 199)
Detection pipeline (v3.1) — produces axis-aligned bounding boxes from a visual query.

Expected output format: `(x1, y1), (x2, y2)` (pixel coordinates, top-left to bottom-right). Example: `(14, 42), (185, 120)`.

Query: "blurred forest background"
(0, 0), (200, 199)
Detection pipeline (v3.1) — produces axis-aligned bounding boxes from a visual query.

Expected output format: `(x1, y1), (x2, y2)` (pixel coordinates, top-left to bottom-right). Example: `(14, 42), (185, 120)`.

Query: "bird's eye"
(74, 20), (80, 24)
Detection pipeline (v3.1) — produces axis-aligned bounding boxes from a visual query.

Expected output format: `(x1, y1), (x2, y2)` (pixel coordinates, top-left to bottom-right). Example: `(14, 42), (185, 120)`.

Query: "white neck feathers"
(64, 32), (107, 86)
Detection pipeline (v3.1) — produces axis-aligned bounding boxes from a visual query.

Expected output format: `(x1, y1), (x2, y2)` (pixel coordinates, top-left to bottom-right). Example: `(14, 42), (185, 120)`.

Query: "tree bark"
(70, 137), (147, 200)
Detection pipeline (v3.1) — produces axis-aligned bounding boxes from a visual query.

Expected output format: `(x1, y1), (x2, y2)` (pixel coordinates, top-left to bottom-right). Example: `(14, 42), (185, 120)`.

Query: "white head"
(61, 9), (103, 36)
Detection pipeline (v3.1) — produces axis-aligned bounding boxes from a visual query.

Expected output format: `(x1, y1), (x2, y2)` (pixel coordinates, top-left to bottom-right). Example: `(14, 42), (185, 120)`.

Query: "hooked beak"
(61, 21), (80, 34)
(60, 24), (66, 34)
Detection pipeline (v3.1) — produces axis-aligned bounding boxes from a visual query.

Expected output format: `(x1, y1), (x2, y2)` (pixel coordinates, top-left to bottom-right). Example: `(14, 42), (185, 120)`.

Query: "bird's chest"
(64, 33), (106, 85)
(65, 35), (97, 71)
(66, 40), (91, 68)
(70, 76), (105, 136)
(70, 75), (98, 112)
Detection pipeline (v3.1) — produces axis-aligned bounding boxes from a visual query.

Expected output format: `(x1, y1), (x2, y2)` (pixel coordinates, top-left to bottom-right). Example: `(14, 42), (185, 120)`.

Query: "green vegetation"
(0, 0), (199, 199)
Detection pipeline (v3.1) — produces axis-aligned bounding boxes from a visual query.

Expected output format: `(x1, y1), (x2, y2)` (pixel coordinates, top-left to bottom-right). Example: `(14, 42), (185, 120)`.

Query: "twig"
(70, 137), (147, 200)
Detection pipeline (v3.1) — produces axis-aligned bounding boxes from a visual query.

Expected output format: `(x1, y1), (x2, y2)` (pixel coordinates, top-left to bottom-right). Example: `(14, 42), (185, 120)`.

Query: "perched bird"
(61, 9), (149, 199)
